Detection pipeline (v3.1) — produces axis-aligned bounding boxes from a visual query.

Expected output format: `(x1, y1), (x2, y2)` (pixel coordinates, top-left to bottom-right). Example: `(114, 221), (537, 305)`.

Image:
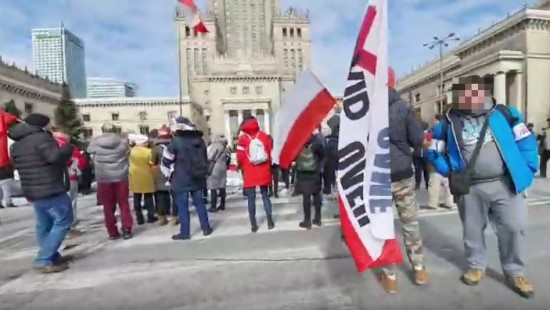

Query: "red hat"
(388, 66), (396, 89)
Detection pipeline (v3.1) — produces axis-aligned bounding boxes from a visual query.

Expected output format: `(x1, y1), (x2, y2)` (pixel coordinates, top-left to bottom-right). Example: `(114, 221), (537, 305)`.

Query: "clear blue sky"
(0, 0), (535, 96)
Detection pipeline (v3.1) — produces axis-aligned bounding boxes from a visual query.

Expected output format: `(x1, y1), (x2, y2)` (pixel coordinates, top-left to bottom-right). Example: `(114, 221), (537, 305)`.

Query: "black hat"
(24, 113), (50, 128)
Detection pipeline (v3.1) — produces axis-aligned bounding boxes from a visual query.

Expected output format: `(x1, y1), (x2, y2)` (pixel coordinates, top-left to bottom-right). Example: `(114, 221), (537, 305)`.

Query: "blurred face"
(455, 83), (489, 110)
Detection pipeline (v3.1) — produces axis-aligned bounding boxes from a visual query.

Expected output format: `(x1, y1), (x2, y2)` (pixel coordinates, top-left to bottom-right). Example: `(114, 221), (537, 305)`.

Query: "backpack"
(185, 144), (208, 179)
(296, 144), (317, 172)
(247, 134), (268, 165)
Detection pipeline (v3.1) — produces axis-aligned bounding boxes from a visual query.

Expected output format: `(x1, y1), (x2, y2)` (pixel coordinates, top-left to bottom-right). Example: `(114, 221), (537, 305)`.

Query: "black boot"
(134, 204), (145, 225)
(208, 189), (218, 213)
(144, 194), (157, 223)
(218, 188), (226, 211)
(312, 201), (322, 227)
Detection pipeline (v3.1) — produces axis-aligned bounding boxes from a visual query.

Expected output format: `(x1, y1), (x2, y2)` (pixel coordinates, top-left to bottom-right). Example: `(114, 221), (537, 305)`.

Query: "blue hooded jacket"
(428, 104), (538, 194)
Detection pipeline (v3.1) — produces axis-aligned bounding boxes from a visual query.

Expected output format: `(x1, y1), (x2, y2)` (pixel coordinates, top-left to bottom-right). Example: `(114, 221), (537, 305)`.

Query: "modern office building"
(87, 77), (137, 98)
(32, 26), (87, 98)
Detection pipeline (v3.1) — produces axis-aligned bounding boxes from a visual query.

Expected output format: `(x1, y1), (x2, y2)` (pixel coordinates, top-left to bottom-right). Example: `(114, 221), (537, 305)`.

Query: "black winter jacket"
(388, 88), (425, 182)
(8, 123), (74, 200)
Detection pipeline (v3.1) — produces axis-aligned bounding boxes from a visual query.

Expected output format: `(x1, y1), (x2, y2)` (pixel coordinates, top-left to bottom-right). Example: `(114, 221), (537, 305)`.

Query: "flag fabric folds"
(178, 0), (209, 33)
(272, 69), (336, 169)
(337, 0), (403, 273)
(0, 111), (19, 168)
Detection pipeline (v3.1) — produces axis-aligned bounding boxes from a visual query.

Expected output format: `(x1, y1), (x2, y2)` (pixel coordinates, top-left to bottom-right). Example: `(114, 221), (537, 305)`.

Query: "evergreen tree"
(54, 84), (83, 145)
(2, 100), (22, 118)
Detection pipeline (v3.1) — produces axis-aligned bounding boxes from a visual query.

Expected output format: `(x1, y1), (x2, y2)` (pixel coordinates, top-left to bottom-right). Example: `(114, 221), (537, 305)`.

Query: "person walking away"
(379, 86), (429, 293)
(206, 134), (229, 212)
(128, 134), (157, 225)
(151, 126), (173, 226)
(295, 134), (325, 229)
(52, 131), (88, 237)
(9, 114), (74, 273)
(87, 123), (134, 240)
(164, 117), (212, 240)
(538, 118), (550, 178)
(236, 116), (275, 233)
(428, 75), (538, 298)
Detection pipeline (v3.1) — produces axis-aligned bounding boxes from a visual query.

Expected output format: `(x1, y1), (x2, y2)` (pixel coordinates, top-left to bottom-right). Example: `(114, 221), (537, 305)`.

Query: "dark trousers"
(413, 157), (430, 189)
(281, 169), (290, 189)
(302, 192), (322, 224)
(540, 150), (550, 178)
(175, 190), (211, 237)
(98, 181), (133, 237)
(133, 193), (155, 223)
(171, 191), (178, 217)
(322, 165), (336, 195)
(269, 166), (280, 197)
(155, 190), (171, 216)
(210, 188), (226, 210)
(243, 186), (273, 227)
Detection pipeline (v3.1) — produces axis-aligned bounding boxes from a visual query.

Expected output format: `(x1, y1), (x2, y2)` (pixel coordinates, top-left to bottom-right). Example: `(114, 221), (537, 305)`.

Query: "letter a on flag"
(337, 0), (403, 272)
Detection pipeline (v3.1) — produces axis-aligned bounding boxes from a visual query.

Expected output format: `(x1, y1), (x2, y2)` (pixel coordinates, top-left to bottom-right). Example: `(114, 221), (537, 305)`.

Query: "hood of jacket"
(241, 118), (260, 136)
(212, 134), (228, 146)
(8, 123), (45, 141)
(388, 88), (403, 106)
(93, 133), (127, 150)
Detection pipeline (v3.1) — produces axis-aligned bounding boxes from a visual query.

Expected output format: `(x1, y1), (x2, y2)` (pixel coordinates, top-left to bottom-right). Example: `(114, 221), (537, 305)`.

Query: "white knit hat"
(128, 134), (149, 145)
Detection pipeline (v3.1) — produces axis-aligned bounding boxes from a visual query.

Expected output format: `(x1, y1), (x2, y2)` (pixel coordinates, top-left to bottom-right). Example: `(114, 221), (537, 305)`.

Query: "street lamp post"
(423, 33), (460, 113)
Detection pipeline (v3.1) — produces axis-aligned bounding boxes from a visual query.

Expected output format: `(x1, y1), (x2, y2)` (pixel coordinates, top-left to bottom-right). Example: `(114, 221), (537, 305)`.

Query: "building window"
(243, 109), (252, 119)
(185, 26), (190, 37)
(255, 86), (262, 95)
(111, 113), (119, 121)
(81, 128), (93, 139)
(230, 86), (237, 95)
(82, 114), (90, 122)
(167, 111), (177, 120)
(297, 28), (302, 38)
(282, 27), (287, 37)
(114, 126), (122, 134)
(415, 93), (421, 102)
(243, 86), (250, 95)
(139, 111), (147, 121)
(24, 102), (33, 114)
(290, 28), (294, 37)
(284, 49), (289, 69)
(139, 125), (150, 135)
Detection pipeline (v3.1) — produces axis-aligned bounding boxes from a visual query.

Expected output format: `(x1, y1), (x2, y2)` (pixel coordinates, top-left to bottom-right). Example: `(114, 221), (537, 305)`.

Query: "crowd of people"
(0, 74), (545, 300)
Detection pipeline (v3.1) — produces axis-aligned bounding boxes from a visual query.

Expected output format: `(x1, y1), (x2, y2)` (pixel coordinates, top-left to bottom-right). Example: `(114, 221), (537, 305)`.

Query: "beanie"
(24, 113), (50, 128)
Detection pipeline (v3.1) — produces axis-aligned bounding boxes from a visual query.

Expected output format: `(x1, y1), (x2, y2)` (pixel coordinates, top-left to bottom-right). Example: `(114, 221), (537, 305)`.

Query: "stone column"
(264, 109), (270, 134)
(251, 109), (256, 118)
(493, 71), (507, 105)
(515, 71), (524, 115)
(237, 110), (243, 126)
(224, 110), (231, 139)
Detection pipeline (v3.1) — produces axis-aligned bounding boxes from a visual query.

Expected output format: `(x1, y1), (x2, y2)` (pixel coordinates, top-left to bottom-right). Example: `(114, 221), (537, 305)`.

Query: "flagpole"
(177, 25), (183, 116)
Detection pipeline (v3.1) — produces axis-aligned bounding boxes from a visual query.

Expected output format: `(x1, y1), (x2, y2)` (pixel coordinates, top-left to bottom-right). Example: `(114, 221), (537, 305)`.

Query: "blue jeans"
(33, 193), (73, 267)
(175, 190), (211, 237)
(244, 186), (273, 226)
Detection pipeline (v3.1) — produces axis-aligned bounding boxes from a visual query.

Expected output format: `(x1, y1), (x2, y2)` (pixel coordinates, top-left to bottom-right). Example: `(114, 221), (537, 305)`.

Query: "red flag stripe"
(178, 0), (197, 11)
(278, 89), (336, 169)
(355, 6), (378, 75)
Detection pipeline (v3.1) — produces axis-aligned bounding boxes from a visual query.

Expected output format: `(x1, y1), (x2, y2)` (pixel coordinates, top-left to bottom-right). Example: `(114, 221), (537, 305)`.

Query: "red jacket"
(236, 118), (272, 188)
(53, 134), (88, 180)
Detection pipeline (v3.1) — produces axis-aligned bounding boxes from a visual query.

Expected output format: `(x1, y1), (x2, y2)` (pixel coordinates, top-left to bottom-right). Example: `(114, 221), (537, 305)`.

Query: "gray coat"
(87, 133), (130, 183)
(207, 136), (229, 190)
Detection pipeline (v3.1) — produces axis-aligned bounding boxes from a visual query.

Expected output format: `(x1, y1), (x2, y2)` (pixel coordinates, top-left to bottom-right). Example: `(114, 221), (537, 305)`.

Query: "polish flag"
(178, 0), (209, 33)
(272, 69), (336, 169)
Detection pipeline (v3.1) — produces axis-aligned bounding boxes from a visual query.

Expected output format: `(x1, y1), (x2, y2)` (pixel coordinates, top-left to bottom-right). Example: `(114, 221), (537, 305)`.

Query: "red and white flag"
(177, 0), (208, 33)
(272, 69), (336, 169)
(337, 0), (403, 272)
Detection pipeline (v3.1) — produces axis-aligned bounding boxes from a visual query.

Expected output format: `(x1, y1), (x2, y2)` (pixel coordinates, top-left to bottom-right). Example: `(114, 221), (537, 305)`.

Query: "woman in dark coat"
(294, 134), (325, 229)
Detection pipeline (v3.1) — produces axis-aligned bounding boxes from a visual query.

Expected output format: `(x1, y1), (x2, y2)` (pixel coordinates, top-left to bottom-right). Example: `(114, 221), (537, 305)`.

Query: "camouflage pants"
(383, 177), (424, 276)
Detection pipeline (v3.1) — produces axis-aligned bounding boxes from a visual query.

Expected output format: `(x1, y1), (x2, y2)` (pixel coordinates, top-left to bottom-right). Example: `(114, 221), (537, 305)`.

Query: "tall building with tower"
(32, 26), (87, 98)
(176, 0), (312, 141)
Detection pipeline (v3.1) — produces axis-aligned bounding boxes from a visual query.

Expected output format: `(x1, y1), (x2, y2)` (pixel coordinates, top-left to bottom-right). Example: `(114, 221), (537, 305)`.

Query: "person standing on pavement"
(206, 134), (229, 213)
(9, 114), (74, 273)
(87, 123), (134, 240)
(428, 75), (538, 298)
(294, 134), (325, 229)
(267, 135), (280, 198)
(412, 122), (430, 190)
(128, 134), (157, 225)
(236, 115), (275, 233)
(538, 118), (550, 178)
(425, 114), (454, 210)
(151, 126), (173, 226)
(378, 82), (429, 294)
(164, 116), (212, 240)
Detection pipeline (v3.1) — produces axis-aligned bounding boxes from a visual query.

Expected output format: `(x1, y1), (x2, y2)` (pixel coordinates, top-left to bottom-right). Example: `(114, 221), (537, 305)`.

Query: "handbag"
(448, 117), (490, 196)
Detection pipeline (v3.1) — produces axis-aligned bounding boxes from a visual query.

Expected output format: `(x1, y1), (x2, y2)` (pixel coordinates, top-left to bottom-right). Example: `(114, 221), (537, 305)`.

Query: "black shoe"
(147, 216), (158, 224)
(274, 194), (279, 198)
(299, 221), (312, 230)
(109, 234), (121, 241)
(251, 225), (259, 233)
(414, 184), (421, 190)
(203, 228), (213, 236)
(136, 218), (145, 225)
(6, 203), (16, 208)
(207, 207), (218, 213)
(0, 204), (4, 209)
(267, 219), (275, 230)
(217, 205), (225, 211)
(122, 230), (133, 240)
(312, 219), (322, 227)
(172, 234), (190, 241)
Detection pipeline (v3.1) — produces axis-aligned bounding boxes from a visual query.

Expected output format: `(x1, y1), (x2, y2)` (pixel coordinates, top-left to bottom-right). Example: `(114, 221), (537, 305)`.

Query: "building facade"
(0, 56), (63, 118)
(176, 0), (311, 140)
(87, 77), (137, 98)
(397, 1), (550, 131)
(74, 97), (208, 140)
(32, 27), (87, 98)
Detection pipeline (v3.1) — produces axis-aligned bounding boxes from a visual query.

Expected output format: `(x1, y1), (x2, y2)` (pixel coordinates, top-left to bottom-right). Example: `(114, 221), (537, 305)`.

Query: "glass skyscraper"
(86, 77), (137, 98)
(32, 26), (87, 98)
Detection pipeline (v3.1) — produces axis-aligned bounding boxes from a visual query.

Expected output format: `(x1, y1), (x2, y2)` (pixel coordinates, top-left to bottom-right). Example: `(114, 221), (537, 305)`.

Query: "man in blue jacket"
(428, 75), (538, 298)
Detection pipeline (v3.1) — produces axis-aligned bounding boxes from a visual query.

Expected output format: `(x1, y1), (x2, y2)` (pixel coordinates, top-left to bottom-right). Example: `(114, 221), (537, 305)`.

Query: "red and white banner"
(337, 0), (402, 272)
(272, 69), (336, 169)
(178, 0), (209, 33)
